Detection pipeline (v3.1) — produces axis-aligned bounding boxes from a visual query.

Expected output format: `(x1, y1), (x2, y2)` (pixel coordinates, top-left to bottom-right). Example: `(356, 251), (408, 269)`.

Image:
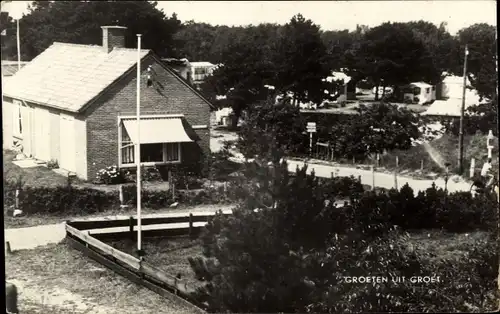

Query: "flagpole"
(16, 18), (20, 70)
(136, 34), (143, 259)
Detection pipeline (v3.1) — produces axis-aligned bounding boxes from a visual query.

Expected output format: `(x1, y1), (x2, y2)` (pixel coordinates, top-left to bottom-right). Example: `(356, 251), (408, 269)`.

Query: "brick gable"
(84, 55), (211, 180)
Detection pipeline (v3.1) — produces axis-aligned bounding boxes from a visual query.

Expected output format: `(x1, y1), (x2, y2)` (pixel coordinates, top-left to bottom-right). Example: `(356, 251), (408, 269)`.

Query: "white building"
(402, 82), (436, 105)
(189, 62), (217, 84)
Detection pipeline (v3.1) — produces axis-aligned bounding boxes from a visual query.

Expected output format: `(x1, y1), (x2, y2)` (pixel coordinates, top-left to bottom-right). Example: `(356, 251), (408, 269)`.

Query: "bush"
(47, 159), (59, 169)
(95, 165), (127, 185)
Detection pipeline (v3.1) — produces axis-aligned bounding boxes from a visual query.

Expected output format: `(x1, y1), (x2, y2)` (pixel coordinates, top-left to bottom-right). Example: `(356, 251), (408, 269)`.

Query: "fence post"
(420, 159), (424, 172)
(376, 153), (380, 167)
(224, 182), (228, 194)
(371, 165), (375, 191)
(352, 156), (355, 164)
(358, 175), (362, 184)
(396, 156), (399, 169)
(331, 172), (334, 179)
(15, 189), (19, 210)
(189, 213), (194, 239)
(6, 241), (12, 254)
(395, 157), (399, 190)
(470, 158), (475, 178)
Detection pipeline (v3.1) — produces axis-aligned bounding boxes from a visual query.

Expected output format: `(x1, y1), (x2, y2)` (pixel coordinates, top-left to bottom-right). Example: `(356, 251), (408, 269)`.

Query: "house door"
(34, 108), (51, 161)
(59, 114), (76, 172)
(20, 104), (34, 157)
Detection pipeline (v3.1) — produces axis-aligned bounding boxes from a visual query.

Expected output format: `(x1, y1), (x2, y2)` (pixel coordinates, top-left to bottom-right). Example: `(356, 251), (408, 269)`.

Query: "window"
(12, 100), (22, 137)
(194, 67), (207, 75)
(432, 86), (436, 91)
(119, 123), (181, 166)
(413, 87), (421, 95)
(425, 88), (430, 94)
(141, 144), (163, 163)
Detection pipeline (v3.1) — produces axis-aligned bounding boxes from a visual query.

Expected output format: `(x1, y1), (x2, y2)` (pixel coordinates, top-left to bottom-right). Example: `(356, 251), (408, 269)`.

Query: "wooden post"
(15, 189), (19, 209)
(119, 185), (126, 208)
(224, 182), (228, 194)
(376, 153), (380, 167)
(420, 159), (424, 172)
(358, 175), (362, 184)
(396, 156), (399, 168)
(189, 213), (193, 239)
(371, 165), (375, 191)
(352, 156), (355, 164)
(470, 158), (475, 178)
(331, 172), (334, 179)
(6, 241), (12, 254)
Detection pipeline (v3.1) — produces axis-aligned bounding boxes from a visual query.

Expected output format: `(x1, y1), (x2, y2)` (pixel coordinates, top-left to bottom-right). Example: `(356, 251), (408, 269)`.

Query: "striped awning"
(123, 118), (193, 144)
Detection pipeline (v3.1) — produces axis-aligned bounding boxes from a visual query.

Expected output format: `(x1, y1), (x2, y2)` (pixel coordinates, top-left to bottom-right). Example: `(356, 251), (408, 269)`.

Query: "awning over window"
(123, 118), (194, 144)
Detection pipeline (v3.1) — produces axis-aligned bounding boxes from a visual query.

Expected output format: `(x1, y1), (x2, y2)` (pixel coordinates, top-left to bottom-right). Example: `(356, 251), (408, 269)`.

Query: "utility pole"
(458, 44), (469, 174)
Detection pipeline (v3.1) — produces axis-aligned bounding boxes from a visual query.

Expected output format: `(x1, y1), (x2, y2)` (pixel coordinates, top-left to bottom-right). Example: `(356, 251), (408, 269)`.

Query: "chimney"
(101, 26), (127, 53)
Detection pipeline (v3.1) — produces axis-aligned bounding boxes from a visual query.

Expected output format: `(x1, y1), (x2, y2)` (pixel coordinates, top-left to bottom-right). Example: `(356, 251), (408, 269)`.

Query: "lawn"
(5, 241), (197, 314)
(378, 133), (499, 176)
(106, 237), (205, 290)
(4, 204), (235, 229)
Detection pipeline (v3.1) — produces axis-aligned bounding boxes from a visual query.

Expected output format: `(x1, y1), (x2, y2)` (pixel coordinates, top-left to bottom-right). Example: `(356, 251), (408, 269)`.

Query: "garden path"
(4, 205), (234, 251)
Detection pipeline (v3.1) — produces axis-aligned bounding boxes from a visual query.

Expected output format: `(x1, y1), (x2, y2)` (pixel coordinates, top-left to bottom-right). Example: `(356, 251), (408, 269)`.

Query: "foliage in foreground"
(191, 160), (498, 313)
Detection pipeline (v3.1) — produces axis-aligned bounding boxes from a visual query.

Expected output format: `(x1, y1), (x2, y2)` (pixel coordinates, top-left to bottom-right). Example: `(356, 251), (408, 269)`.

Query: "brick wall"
(83, 55), (212, 181)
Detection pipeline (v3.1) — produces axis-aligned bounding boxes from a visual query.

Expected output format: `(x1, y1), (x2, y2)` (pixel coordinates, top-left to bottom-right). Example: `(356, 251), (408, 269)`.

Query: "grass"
(4, 203), (235, 229)
(106, 237), (204, 290)
(3, 150), (73, 187)
(5, 241), (196, 313)
(378, 133), (499, 176)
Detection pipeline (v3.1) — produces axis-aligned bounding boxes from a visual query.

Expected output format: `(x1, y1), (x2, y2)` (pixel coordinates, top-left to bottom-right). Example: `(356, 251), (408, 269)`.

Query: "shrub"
(95, 165), (127, 185)
(47, 159), (59, 169)
(14, 186), (117, 215)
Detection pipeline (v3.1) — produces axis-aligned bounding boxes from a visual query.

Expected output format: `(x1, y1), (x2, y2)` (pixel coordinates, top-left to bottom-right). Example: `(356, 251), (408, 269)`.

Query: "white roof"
(190, 62), (215, 68)
(325, 71), (351, 84)
(442, 74), (472, 86)
(3, 42), (150, 112)
(410, 82), (433, 88)
(422, 94), (485, 117)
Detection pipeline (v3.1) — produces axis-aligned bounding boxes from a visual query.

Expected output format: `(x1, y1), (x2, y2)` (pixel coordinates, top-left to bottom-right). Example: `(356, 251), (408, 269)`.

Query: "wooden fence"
(65, 210), (232, 313)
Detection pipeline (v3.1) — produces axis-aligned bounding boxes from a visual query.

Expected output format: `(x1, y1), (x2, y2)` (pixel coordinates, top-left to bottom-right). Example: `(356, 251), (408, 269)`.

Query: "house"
(400, 82), (436, 105)
(437, 74), (472, 100)
(2, 25), (214, 180)
(189, 61), (217, 86)
(422, 89), (486, 119)
(324, 70), (357, 101)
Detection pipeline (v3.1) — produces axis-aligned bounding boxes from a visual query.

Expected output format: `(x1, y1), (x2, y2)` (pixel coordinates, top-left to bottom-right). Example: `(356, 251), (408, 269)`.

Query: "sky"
(1, 1), (497, 34)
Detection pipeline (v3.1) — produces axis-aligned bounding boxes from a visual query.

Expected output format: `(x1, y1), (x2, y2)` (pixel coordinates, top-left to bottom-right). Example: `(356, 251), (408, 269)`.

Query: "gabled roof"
(3, 42), (150, 112)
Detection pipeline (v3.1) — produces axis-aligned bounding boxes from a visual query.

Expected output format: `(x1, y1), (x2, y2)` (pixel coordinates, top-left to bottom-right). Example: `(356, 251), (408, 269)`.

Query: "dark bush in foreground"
(191, 161), (499, 313)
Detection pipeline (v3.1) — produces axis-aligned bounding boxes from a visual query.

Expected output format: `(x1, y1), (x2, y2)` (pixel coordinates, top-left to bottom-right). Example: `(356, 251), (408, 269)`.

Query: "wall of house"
(84, 55), (212, 179)
(2, 97), (14, 149)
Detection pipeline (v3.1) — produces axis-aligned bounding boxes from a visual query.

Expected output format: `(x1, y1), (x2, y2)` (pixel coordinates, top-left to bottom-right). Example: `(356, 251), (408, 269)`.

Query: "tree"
(2, 1), (181, 61)
(237, 99), (306, 161)
(173, 21), (217, 61)
(319, 103), (423, 160)
(274, 14), (331, 105)
(347, 22), (441, 99)
(454, 23), (496, 101)
(448, 23), (497, 135)
(199, 26), (277, 129)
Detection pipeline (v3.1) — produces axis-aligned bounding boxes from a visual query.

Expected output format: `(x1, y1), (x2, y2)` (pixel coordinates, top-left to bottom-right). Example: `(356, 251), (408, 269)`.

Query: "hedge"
(3, 176), (497, 233)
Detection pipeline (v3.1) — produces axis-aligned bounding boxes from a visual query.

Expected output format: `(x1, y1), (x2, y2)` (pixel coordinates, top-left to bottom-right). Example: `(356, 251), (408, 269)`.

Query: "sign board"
(306, 122), (316, 133)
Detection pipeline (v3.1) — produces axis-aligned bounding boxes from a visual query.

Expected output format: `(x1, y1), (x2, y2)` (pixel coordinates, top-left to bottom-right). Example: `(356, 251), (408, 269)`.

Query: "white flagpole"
(136, 34), (142, 258)
(16, 18), (21, 70)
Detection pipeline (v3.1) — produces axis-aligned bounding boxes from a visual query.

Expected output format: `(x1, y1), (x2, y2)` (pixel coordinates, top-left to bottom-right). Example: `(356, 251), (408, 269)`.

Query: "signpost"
(306, 122), (316, 156)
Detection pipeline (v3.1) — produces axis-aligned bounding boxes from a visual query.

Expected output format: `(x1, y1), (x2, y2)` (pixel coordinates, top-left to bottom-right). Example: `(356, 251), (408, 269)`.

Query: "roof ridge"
(52, 42), (102, 48)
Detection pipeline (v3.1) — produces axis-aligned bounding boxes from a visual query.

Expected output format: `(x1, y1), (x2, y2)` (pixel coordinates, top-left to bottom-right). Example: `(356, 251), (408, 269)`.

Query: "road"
(285, 159), (471, 194)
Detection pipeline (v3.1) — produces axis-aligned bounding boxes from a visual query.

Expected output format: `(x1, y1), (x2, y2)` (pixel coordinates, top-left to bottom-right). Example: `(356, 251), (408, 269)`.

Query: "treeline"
(1, 2), (496, 129)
